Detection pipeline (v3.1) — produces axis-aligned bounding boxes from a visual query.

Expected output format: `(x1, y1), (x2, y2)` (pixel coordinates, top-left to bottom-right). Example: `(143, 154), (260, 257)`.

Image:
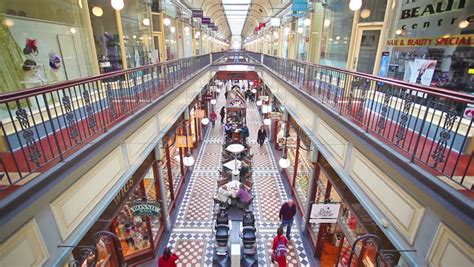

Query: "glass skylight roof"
(222, 0), (251, 35)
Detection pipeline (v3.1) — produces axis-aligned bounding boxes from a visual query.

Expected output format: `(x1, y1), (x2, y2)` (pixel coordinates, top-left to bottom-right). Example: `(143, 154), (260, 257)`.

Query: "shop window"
(320, 0), (355, 68)
(1, 0), (96, 92)
(358, 0), (387, 23)
(113, 184), (154, 257)
(88, 0), (123, 73)
(384, 0), (474, 93)
(121, 0), (153, 68)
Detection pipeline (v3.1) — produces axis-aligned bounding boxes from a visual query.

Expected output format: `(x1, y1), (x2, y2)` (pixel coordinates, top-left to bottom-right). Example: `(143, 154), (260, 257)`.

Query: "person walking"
(241, 124), (249, 142)
(279, 199), (296, 240)
(272, 227), (288, 267)
(257, 125), (267, 147)
(158, 246), (179, 267)
(210, 110), (217, 127)
(220, 106), (226, 124)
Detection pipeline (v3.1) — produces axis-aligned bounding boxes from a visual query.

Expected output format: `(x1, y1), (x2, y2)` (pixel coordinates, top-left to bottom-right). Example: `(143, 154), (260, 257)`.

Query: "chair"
(217, 177), (228, 187)
(243, 179), (253, 189)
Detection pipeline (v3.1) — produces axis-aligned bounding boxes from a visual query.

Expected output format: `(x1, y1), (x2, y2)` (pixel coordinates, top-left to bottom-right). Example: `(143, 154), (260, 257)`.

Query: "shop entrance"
(351, 25), (383, 75)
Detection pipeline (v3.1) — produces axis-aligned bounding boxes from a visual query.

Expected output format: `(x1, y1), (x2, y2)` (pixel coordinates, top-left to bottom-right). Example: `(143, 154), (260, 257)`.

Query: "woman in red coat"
(158, 247), (179, 267)
(272, 227), (288, 266)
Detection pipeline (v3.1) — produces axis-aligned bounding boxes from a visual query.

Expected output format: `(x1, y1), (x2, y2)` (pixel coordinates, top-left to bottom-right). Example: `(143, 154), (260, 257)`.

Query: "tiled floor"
(140, 86), (314, 266)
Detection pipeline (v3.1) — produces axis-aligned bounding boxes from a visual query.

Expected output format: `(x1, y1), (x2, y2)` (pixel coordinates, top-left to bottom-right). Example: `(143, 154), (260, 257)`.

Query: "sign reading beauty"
(387, 34), (474, 47)
(131, 202), (161, 216)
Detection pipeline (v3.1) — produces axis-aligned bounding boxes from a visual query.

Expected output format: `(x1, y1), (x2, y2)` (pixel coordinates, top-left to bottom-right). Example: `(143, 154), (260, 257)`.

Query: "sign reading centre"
(309, 203), (341, 224)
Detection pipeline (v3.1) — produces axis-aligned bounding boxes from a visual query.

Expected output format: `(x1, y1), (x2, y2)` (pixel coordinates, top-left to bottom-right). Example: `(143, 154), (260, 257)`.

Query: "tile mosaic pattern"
(143, 90), (312, 267)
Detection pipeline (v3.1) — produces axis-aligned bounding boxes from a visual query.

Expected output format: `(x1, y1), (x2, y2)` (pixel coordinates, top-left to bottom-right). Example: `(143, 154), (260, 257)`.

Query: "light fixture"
(92, 6), (103, 17)
(163, 17), (171, 26)
(251, 89), (257, 94)
(395, 29), (402, 35)
(216, 88), (221, 93)
(142, 18), (150, 26)
(111, 0), (124, 10)
(304, 18), (311, 26)
(279, 156), (291, 168)
(183, 153), (195, 167)
(263, 118), (271, 125)
(459, 20), (469, 29)
(336, 36), (340, 40)
(3, 18), (14, 27)
(184, 26), (190, 33)
(70, 27), (77, 34)
(284, 27), (290, 34)
(256, 100), (262, 106)
(297, 27), (304, 34)
(210, 99), (217, 105)
(349, 0), (362, 11)
(324, 19), (331, 27)
(360, 9), (371, 18)
(201, 118), (210, 125)
(133, 35), (137, 39)
(273, 31), (279, 38)
(249, 81), (254, 86)
(170, 26), (176, 33)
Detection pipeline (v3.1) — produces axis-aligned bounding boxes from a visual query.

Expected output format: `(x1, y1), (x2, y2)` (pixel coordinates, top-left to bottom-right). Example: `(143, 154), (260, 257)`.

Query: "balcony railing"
(0, 54), (210, 197)
(261, 54), (474, 192)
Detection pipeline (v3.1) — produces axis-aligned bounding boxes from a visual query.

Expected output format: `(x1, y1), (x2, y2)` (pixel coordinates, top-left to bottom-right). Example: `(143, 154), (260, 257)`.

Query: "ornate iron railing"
(0, 54), (210, 196)
(261, 54), (474, 191)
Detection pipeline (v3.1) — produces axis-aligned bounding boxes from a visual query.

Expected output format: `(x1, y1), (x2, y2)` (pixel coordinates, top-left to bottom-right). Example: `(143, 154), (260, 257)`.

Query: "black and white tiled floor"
(141, 86), (313, 266)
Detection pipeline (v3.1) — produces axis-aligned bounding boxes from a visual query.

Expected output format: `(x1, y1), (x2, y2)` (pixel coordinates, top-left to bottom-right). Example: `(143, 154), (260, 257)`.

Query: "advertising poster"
(408, 59), (437, 86)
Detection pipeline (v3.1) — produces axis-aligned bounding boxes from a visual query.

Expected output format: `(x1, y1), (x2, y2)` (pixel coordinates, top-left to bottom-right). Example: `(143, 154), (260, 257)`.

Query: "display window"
(121, 0), (153, 68)
(319, 0), (355, 69)
(183, 23), (193, 57)
(163, 16), (177, 60)
(384, 0), (473, 93)
(296, 17), (310, 61)
(88, 0), (123, 73)
(281, 24), (290, 58)
(1, 0), (97, 91)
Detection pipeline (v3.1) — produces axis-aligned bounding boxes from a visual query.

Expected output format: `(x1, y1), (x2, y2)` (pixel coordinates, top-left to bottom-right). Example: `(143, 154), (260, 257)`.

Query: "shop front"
(74, 151), (166, 265)
(306, 155), (402, 267)
(383, 0), (474, 93)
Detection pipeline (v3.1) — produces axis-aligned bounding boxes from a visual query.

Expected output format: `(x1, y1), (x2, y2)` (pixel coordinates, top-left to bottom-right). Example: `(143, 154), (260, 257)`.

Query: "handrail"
(262, 54), (474, 104)
(0, 53), (212, 196)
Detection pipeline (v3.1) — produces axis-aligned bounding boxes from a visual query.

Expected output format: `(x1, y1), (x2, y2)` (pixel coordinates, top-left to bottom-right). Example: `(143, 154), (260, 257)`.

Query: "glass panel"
(359, 0), (387, 23)
(121, 0), (153, 68)
(320, 0), (355, 68)
(356, 30), (381, 74)
(295, 143), (311, 206)
(88, 0), (123, 73)
(163, 16), (177, 60)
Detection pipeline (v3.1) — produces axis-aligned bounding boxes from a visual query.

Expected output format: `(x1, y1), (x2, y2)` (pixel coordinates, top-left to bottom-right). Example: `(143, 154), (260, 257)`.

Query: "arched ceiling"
(180, 0), (290, 39)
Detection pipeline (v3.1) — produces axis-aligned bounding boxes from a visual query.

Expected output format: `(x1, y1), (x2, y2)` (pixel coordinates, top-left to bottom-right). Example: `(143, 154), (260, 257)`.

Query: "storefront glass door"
(354, 28), (381, 74)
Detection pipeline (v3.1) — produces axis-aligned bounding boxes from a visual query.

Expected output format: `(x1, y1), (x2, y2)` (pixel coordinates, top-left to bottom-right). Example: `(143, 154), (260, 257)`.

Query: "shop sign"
(195, 109), (205, 119)
(292, 0), (308, 12)
(386, 34), (474, 47)
(130, 201), (160, 217)
(309, 203), (341, 224)
(176, 135), (193, 148)
(463, 107), (474, 119)
(202, 17), (211, 24)
(192, 10), (203, 18)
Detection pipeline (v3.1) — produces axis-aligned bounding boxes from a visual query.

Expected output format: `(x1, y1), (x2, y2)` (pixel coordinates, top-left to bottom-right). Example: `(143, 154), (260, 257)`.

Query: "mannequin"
(48, 52), (63, 82)
(21, 59), (43, 88)
(23, 38), (38, 60)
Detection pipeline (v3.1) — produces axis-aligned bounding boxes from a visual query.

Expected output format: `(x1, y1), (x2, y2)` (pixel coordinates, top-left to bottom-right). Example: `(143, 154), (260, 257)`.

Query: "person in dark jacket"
(220, 106), (226, 123)
(257, 125), (267, 147)
(241, 124), (249, 142)
(279, 199), (296, 240)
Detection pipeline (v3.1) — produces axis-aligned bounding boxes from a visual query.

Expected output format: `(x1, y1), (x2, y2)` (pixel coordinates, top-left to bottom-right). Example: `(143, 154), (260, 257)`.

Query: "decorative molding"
(349, 149), (425, 244)
(50, 147), (125, 240)
(126, 118), (158, 165)
(0, 219), (48, 266)
(426, 223), (474, 267)
(316, 119), (348, 166)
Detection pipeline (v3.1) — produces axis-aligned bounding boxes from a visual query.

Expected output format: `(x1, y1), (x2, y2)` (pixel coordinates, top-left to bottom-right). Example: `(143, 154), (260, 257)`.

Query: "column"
(154, 146), (171, 231)
(301, 142), (319, 231)
(307, 3), (325, 63)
